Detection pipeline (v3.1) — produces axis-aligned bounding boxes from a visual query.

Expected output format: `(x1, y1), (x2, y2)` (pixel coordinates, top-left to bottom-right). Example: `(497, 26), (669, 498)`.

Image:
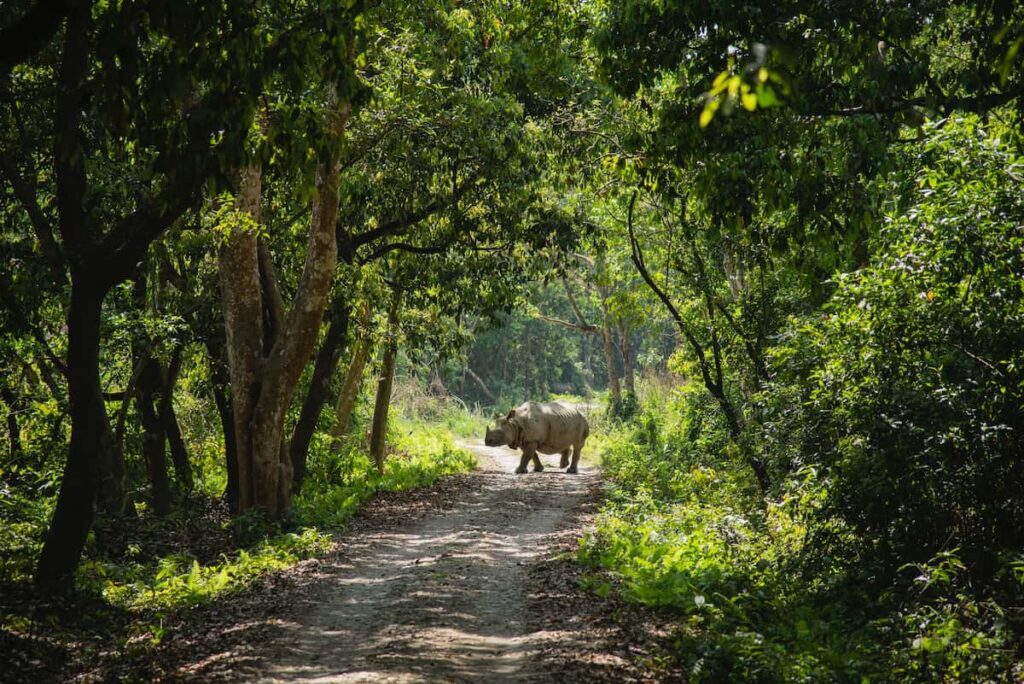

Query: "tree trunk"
(163, 401), (191, 492)
(35, 283), (105, 590)
(369, 290), (402, 473)
(136, 358), (171, 515)
(289, 296), (350, 494)
(222, 87), (350, 519)
(160, 350), (192, 493)
(626, 192), (770, 495)
(211, 356), (239, 512)
(220, 164), (266, 515)
(619, 322), (635, 395)
(594, 282), (623, 409)
(329, 334), (373, 448)
(95, 418), (129, 517)
(712, 382), (770, 495)
(600, 318), (622, 407)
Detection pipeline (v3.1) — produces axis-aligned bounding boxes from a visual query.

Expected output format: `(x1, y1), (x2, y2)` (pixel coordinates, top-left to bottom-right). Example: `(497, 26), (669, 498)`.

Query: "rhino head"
(484, 412), (517, 447)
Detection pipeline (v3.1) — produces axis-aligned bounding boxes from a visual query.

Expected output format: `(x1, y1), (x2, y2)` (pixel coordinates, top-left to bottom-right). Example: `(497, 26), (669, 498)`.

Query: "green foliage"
(775, 117), (1024, 577)
(582, 391), (868, 682)
(584, 386), (1023, 681)
(79, 528), (332, 612)
(1, 0), (1023, 679)
(292, 385), (475, 528)
(582, 117), (1024, 682)
(0, 474), (55, 583)
(294, 406), (475, 528)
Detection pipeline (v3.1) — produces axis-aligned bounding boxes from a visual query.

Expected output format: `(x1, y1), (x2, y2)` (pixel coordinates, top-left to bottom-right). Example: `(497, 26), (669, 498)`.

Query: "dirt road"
(252, 441), (601, 683)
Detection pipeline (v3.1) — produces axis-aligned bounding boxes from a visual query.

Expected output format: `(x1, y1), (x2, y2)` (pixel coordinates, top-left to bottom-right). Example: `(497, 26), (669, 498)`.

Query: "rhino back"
(514, 401), (588, 448)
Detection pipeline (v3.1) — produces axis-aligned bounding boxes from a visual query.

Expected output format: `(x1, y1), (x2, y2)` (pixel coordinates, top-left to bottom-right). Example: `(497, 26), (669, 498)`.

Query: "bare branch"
(535, 313), (598, 334)
(464, 366), (495, 403)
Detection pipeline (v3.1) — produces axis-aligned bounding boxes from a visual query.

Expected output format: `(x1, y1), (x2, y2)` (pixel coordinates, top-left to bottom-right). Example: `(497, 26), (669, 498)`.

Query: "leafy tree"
(0, 0), (366, 589)
(779, 117), (1024, 580)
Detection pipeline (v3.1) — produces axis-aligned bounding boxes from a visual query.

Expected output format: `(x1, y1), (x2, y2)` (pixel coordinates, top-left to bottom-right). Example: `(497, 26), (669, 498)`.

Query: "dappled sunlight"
(233, 441), (601, 683)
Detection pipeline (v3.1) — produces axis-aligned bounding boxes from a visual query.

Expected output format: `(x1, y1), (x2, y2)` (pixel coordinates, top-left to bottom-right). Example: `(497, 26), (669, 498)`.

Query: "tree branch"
(561, 277), (595, 330)
(0, 270), (67, 375)
(52, 1), (90, 260)
(349, 171), (483, 254)
(800, 86), (1024, 119)
(357, 239), (455, 264)
(535, 313), (598, 333)
(0, 157), (66, 283)
(257, 237), (287, 347)
(464, 366), (495, 403)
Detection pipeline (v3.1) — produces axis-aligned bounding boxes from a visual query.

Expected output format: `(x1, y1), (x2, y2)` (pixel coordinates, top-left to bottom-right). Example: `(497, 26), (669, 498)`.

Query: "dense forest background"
(2, 0), (1023, 681)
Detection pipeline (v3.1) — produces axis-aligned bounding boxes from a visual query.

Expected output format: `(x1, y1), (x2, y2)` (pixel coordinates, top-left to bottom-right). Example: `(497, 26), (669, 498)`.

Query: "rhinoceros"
(484, 401), (589, 474)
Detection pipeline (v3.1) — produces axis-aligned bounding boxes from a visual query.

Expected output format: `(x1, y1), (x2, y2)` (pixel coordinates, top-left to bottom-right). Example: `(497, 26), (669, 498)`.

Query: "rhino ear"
(505, 410), (515, 420)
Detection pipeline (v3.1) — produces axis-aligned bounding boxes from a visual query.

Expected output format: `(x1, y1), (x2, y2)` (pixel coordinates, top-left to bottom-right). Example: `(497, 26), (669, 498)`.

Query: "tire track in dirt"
(252, 441), (600, 683)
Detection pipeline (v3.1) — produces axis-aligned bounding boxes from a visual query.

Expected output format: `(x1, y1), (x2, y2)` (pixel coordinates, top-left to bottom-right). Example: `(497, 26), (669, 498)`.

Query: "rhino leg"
(532, 453), (544, 472)
(515, 444), (535, 474)
(567, 444), (581, 474)
(559, 449), (571, 469)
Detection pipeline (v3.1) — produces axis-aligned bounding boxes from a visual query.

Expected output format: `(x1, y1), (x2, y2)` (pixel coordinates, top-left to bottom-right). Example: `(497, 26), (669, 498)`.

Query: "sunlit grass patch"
(79, 528), (331, 612)
(294, 429), (475, 528)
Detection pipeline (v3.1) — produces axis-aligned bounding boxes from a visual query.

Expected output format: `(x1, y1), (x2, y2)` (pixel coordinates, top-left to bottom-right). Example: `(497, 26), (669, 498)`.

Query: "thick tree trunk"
(289, 297), (350, 494)
(369, 291), (402, 473)
(329, 335), (373, 448)
(220, 164), (266, 514)
(35, 283), (105, 590)
(222, 88), (350, 519)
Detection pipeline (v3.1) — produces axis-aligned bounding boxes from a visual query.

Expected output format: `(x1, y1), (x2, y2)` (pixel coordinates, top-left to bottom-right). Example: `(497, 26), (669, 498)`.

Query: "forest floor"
(227, 441), (682, 683)
(4, 441), (682, 683)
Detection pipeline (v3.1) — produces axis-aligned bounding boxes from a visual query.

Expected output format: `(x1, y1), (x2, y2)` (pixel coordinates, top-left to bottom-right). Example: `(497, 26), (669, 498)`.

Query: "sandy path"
(253, 441), (600, 683)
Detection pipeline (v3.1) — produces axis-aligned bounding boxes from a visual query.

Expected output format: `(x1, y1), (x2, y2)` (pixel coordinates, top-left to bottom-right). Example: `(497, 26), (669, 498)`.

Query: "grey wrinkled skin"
(484, 401), (589, 474)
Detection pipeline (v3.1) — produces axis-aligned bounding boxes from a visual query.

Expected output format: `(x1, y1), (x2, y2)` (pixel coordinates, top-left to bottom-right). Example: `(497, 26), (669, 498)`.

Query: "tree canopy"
(1, 0), (1023, 680)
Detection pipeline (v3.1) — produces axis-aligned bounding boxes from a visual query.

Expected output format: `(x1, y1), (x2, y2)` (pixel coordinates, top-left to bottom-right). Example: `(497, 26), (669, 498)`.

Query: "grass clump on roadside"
(295, 417), (476, 529)
(79, 527), (332, 611)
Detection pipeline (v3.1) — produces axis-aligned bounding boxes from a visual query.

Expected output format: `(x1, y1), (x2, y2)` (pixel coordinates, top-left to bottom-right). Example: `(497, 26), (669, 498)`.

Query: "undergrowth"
(1, 394), (476, 624)
(77, 528), (333, 612)
(579, 380), (1023, 683)
(88, 414), (473, 614)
